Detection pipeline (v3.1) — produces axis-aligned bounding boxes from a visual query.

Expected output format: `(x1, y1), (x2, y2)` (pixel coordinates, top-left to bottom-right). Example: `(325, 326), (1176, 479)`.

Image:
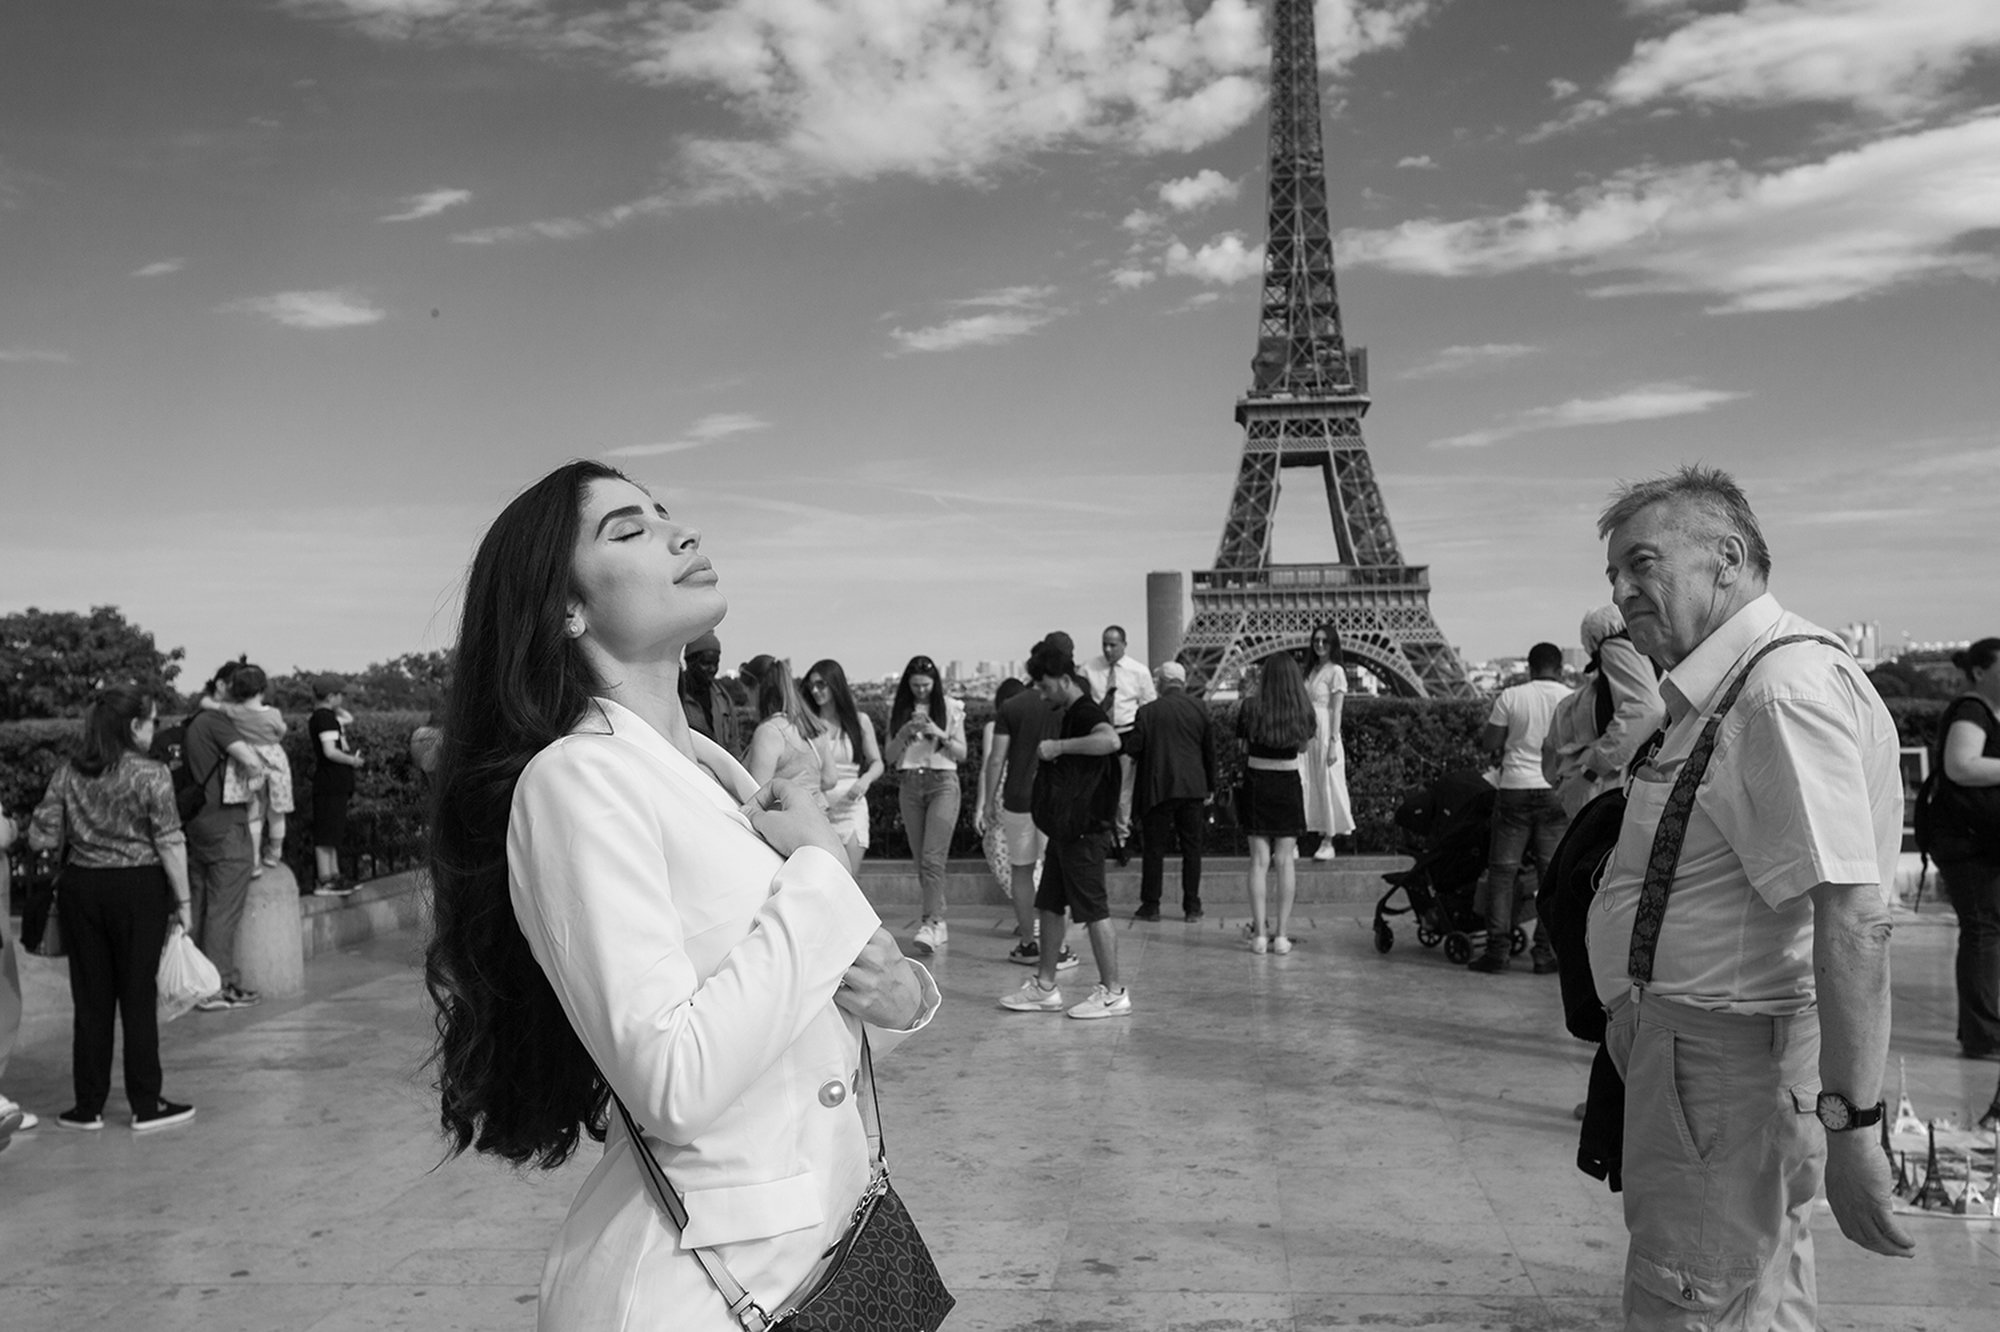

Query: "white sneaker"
(1272, 935), (1293, 955)
(1066, 984), (1133, 1020)
(913, 919), (947, 955)
(1312, 845), (1337, 861)
(1248, 932), (1268, 954)
(998, 978), (1065, 1012)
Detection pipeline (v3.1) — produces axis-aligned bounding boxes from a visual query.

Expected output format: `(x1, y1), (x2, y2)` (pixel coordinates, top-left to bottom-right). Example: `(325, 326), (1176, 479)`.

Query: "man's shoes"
(133, 1099), (196, 1133)
(912, 920), (947, 955)
(1054, 945), (1079, 970)
(1112, 841), (1131, 868)
(223, 984), (261, 1008)
(1271, 935), (1293, 955)
(1184, 909), (1204, 923)
(1132, 908), (1161, 922)
(55, 1109), (104, 1131)
(193, 992), (234, 1013)
(1467, 954), (1509, 974)
(1009, 940), (1078, 969)
(312, 879), (356, 898)
(1532, 958), (1560, 975)
(998, 979), (1065, 1012)
(1066, 984), (1133, 1020)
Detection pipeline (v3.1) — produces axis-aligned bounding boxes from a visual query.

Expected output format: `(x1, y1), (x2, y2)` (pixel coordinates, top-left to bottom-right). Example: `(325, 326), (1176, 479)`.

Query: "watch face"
(1816, 1091), (1853, 1130)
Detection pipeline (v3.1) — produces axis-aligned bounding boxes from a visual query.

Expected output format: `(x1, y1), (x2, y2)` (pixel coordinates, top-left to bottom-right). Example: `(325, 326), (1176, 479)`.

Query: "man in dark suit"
(1124, 662), (1217, 922)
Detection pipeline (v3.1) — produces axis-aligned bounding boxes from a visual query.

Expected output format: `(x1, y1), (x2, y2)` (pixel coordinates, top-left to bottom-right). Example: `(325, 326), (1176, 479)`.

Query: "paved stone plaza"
(5, 893), (1999, 1331)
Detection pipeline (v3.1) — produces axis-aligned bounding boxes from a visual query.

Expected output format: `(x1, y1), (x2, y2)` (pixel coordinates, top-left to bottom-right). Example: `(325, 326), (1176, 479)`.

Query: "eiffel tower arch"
(1180, 0), (1471, 699)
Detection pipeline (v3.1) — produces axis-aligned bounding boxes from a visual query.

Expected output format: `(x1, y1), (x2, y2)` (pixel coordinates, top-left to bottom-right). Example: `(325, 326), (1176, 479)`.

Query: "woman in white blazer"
(425, 461), (939, 1330)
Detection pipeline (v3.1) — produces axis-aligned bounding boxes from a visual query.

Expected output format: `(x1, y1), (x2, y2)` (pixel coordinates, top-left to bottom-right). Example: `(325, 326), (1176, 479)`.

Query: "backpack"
(1913, 694), (2000, 890)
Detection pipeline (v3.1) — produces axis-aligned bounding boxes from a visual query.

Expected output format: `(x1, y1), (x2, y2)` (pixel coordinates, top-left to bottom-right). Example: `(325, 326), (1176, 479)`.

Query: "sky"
(4, 0), (1998, 687)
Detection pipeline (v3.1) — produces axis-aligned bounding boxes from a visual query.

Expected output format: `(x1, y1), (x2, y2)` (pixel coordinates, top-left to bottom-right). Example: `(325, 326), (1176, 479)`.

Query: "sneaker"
(1311, 845), (1336, 861)
(224, 984), (261, 1008)
(261, 853), (283, 867)
(312, 880), (355, 898)
(0, 1095), (33, 1133)
(1249, 934), (1268, 955)
(912, 920), (947, 955)
(1271, 935), (1293, 955)
(56, 1109), (104, 1131)
(1054, 945), (1080, 971)
(998, 978), (1065, 1012)
(133, 1100), (196, 1133)
(1467, 954), (1509, 974)
(1066, 984), (1132, 1020)
(1007, 940), (1042, 966)
(1132, 908), (1161, 922)
(193, 992), (234, 1013)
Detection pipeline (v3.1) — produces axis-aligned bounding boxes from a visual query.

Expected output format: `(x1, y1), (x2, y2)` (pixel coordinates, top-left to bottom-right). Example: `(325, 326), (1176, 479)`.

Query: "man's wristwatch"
(1814, 1091), (1885, 1132)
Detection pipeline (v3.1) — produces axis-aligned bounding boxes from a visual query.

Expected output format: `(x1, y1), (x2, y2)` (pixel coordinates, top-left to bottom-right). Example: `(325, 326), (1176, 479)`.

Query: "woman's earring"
(566, 619), (585, 638)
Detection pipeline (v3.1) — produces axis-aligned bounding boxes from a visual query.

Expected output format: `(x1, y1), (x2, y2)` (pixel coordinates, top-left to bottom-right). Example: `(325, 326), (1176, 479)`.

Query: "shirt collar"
(581, 696), (760, 806)
(1658, 592), (1783, 724)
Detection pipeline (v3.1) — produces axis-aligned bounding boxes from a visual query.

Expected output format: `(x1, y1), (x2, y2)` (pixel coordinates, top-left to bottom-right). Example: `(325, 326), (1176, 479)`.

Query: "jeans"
(1477, 787), (1568, 961)
(1606, 990), (1823, 1331)
(898, 769), (960, 922)
(1139, 799), (1205, 915)
(63, 865), (173, 1117)
(1941, 857), (2000, 1056)
(185, 809), (253, 987)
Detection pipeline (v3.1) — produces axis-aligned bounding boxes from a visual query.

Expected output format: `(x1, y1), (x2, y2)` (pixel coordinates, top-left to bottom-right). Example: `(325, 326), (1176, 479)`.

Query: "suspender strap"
(1626, 633), (1846, 984)
(611, 1033), (885, 1332)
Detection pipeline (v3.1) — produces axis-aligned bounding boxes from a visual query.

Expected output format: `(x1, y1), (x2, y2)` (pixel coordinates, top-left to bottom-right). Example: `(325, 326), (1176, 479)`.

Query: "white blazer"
(508, 697), (938, 1331)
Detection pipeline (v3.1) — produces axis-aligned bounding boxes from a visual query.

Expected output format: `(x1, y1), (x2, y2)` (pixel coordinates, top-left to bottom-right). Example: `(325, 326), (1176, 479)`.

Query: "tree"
(267, 649), (454, 714)
(0, 605), (186, 720)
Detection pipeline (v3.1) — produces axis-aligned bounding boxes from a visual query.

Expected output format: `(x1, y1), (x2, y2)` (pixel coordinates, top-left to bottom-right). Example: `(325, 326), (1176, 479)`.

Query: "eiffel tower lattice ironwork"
(1179, 0), (1471, 698)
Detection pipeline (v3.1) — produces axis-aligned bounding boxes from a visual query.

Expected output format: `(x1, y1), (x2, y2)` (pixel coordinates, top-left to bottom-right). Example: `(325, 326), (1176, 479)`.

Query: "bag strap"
(1626, 633), (1845, 984)
(611, 1032), (884, 1332)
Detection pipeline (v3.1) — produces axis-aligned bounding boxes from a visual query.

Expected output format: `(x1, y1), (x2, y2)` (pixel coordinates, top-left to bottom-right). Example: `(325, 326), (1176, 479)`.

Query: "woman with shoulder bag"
(1932, 639), (2000, 1112)
(425, 462), (947, 1331)
(27, 686), (197, 1133)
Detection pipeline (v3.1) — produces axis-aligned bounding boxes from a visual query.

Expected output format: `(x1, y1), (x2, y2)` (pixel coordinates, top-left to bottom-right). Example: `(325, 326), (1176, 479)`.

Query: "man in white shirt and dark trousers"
(1589, 465), (1911, 1329)
(1470, 642), (1572, 974)
(1084, 625), (1155, 865)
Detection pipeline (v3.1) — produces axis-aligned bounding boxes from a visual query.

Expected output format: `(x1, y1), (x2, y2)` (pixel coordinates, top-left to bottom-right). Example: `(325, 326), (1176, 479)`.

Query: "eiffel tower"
(1179, 0), (1471, 698)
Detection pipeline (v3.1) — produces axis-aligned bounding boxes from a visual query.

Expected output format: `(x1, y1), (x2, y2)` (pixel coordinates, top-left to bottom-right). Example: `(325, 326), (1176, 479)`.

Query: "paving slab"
(2, 899), (1995, 1330)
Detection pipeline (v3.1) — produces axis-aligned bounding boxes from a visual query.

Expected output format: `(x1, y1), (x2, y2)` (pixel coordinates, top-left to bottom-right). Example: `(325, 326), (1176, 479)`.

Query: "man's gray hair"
(1597, 464), (1772, 579)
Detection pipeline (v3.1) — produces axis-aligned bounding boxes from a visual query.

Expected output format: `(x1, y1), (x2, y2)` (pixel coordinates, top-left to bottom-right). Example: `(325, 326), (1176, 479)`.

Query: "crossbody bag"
(612, 1033), (954, 1332)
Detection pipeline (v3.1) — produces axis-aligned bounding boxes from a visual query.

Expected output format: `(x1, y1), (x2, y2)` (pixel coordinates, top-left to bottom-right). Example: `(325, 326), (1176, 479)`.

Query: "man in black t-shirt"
(309, 676), (364, 897)
(982, 637), (1077, 968)
(998, 642), (1131, 1021)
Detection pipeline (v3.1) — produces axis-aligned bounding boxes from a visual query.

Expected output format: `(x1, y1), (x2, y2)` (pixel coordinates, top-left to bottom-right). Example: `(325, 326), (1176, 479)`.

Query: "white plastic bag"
(158, 925), (222, 1023)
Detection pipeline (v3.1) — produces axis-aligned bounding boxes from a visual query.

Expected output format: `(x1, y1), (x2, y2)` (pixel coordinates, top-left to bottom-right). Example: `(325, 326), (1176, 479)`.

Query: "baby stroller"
(1371, 768), (1527, 964)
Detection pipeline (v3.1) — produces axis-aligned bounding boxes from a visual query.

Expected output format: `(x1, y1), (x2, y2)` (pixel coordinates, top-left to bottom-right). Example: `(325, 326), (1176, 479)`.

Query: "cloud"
(1341, 113), (2000, 311)
(380, 187), (473, 221)
(302, 1), (1436, 237)
(1158, 169), (1240, 212)
(223, 289), (387, 329)
(1399, 343), (1540, 379)
(1432, 381), (1749, 449)
(1164, 231), (1265, 284)
(0, 348), (72, 364)
(1548, 77), (1579, 100)
(608, 411), (771, 458)
(889, 311), (1055, 355)
(1395, 154), (1437, 169)
(131, 259), (186, 277)
(1606, 0), (2000, 118)
(1110, 267), (1157, 290)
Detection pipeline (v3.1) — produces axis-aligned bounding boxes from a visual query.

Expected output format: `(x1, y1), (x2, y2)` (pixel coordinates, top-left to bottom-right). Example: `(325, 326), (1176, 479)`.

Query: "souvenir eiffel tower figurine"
(1910, 1122), (1955, 1212)
(1891, 1058), (1924, 1137)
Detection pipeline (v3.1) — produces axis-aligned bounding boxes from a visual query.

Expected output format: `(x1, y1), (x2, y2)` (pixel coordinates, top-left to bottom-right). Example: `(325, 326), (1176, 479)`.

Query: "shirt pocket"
(678, 1171), (825, 1249)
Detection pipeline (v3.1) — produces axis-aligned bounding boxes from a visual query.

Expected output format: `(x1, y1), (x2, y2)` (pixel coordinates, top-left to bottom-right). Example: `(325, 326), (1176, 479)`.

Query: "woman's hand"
(834, 927), (924, 1030)
(172, 901), (193, 933)
(742, 777), (847, 862)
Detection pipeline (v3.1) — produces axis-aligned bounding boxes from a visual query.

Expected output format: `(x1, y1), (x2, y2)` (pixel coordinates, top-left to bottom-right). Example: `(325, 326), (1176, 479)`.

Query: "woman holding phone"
(883, 655), (967, 956)
(424, 461), (939, 1329)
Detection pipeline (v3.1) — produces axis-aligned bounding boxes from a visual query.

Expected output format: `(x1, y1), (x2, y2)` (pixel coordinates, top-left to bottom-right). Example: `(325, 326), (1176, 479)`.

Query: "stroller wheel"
(1373, 922), (1393, 954)
(1443, 932), (1473, 965)
(1511, 927), (1528, 957)
(1416, 923), (1441, 948)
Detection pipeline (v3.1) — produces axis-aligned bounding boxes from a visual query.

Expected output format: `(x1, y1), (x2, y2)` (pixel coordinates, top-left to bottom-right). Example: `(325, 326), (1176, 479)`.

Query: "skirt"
(1241, 767), (1306, 839)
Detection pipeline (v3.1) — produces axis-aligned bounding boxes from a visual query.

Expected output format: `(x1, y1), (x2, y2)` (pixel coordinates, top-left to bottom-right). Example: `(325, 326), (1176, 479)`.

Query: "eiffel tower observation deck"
(1178, 0), (1471, 698)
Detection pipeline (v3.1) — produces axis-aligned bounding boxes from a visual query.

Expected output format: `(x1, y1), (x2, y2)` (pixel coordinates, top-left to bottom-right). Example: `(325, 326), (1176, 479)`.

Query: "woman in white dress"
(804, 658), (883, 874)
(424, 461), (939, 1331)
(1301, 622), (1356, 861)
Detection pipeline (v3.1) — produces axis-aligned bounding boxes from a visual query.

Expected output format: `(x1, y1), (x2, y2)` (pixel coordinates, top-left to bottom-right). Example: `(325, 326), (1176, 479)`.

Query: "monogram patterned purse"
(614, 1034), (954, 1332)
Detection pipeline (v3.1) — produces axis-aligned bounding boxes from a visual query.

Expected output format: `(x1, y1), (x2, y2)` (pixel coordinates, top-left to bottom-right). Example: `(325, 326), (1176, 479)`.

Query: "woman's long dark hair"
(888, 655), (947, 735)
(1302, 621), (1345, 672)
(807, 658), (868, 763)
(425, 459), (626, 1169)
(74, 685), (154, 779)
(756, 658), (823, 738)
(1239, 651), (1316, 749)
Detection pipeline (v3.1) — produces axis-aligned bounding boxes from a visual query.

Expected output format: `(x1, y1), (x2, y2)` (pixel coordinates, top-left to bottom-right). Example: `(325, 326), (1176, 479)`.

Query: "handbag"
(614, 1034), (954, 1332)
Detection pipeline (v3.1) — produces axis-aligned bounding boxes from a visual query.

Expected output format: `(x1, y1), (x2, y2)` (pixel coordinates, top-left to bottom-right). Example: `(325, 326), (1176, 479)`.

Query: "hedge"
(5, 698), (1956, 899)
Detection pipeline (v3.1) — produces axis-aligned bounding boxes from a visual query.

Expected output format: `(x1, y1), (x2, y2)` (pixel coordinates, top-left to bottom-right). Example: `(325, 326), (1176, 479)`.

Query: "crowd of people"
(5, 459), (1999, 1332)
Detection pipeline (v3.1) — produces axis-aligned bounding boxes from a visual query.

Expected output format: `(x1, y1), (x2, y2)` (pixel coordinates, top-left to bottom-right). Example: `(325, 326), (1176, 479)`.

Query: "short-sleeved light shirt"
(1587, 595), (1901, 1016)
(1487, 679), (1572, 789)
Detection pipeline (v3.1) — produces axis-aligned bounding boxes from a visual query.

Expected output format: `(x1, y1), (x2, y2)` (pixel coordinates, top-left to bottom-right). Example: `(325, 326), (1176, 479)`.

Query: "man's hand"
(1037, 738), (1061, 761)
(1824, 1132), (1915, 1258)
(833, 927), (923, 1030)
